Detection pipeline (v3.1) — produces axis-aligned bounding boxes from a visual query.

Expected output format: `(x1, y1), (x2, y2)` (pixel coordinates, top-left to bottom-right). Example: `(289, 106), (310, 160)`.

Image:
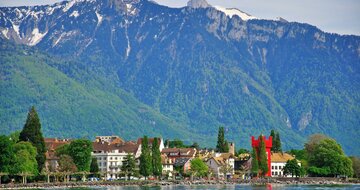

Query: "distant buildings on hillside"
(44, 135), (300, 180)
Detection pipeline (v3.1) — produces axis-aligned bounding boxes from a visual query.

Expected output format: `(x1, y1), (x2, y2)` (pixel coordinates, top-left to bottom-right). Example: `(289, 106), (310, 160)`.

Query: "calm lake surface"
(35, 184), (360, 190)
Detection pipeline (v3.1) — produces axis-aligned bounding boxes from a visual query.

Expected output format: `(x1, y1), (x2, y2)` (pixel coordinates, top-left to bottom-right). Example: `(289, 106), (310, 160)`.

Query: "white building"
(92, 141), (140, 180)
(161, 154), (174, 178)
(270, 152), (301, 177)
(206, 153), (235, 178)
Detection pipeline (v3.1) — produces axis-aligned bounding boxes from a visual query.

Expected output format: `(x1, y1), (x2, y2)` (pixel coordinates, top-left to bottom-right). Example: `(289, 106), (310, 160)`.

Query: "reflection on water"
(42, 184), (360, 190)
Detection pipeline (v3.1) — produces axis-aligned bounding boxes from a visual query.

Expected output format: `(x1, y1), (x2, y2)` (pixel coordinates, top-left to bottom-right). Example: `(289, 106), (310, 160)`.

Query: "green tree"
(308, 138), (353, 177)
(121, 154), (136, 180)
(304, 134), (328, 157)
(274, 132), (282, 152)
(236, 148), (250, 156)
(139, 136), (152, 179)
(12, 142), (38, 183)
(152, 138), (162, 178)
(19, 106), (46, 173)
(9, 131), (20, 143)
(287, 149), (306, 160)
(90, 157), (100, 177)
(58, 155), (77, 182)
(283, 159), (303, 177)
(0, 135), (15, 174)
(67, 139), (93, 172)
(190, 158), (208, 177)
(349, 156), (360, 178)
(270, 130), (276, 152)
(216, 126), (228, 153)
(251, 147), (259, 177)
(258, 136), (268, 177)
(165, 139), (185, 148)
(55, 144), (70, 157)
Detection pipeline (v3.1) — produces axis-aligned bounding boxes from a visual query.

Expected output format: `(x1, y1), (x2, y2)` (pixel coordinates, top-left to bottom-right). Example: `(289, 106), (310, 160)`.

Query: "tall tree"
(139, 136), (152, 179)
(258, 136), (268, 177)
(67, 139), (93, 172)
(251, 147), (259, 177)
(19, 106), (46, 173)
(275, 132), (282, 152)
(90, 157), (100, 177)
(270, 130), (276, 152)
(121, 154), (136, 180)
(152, 138), (162, 178)
(0, 135), (15, 174)
(216, 126), (228, 152)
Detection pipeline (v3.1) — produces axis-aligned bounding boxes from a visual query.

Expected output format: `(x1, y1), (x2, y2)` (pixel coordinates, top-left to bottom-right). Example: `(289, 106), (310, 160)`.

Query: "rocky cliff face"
(1, 0), (359, 154)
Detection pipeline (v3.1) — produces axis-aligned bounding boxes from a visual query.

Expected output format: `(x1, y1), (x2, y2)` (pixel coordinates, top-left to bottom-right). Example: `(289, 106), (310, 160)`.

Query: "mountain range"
(0, 0), (359, 155)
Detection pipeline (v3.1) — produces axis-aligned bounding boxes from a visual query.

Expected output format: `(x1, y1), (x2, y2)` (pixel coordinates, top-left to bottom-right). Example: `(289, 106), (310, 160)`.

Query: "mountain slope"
(0, 0), (359, 154)
(0, 41), (197, 141)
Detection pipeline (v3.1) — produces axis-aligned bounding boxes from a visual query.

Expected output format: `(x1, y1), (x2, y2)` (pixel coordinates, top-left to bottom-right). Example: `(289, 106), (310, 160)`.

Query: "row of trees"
(0, 107), (46, 183)
(139, 136), (163, 179)
(0, 107), (95, 184)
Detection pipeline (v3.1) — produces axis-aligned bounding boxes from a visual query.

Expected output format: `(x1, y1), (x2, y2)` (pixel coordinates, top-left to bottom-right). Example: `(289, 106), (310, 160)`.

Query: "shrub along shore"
(1, 178), (360, 189)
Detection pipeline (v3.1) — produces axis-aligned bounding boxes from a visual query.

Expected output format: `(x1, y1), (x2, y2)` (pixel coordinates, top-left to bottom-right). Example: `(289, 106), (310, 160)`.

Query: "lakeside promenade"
(1, 178), (359, 189)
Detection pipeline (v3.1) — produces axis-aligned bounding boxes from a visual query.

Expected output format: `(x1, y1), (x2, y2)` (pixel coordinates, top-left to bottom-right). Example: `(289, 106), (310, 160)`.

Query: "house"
(234, 153), (251, 179)
(206, 153), (235, 178)
(174, 157), (193, 174)
(161, 154), (174, 177)
(92, 141), (140, 180)
(44, 138), (71, 172)
(271, 152), (300, 177)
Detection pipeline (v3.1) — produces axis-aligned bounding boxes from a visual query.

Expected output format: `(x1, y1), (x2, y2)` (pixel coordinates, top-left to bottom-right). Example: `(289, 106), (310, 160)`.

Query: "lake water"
(37, 184), (360, 190)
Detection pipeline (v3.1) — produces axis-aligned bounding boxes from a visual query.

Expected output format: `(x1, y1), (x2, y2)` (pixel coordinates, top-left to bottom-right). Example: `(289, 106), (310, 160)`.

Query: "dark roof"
(92, 141), (139, 154)
(174, 158), (191, 167)
(161, 148), (196, 156)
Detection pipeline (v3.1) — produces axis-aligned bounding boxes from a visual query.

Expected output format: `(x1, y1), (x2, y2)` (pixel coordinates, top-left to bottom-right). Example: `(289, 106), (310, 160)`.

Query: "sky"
(0, 0), (359, 35)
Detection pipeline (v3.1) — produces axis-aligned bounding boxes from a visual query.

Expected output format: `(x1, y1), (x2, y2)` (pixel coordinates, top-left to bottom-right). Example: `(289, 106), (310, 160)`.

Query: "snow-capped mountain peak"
(214, 6), (256, 21)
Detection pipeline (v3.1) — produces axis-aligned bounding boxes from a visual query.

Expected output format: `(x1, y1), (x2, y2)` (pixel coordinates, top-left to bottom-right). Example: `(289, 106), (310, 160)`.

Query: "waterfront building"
(270, 152), (300, 177)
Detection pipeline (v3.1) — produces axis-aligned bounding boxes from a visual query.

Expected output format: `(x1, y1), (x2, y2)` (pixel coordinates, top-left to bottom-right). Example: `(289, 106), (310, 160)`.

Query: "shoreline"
(1, 178), (359, 189)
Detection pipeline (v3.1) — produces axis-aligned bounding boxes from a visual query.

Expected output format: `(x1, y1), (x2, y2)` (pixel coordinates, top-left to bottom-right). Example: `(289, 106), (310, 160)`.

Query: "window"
(279, 172), (282, 176)
(272, 172), (274, 175)
(110, 157), (113, 160)
(275, 166), (278, 170)
(115, 157), (117, 160)
(275, 172), (278, 175)
(272, 166), (274, 169)
(279, 166), (282, 169)
(99, 162), (102, 167)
